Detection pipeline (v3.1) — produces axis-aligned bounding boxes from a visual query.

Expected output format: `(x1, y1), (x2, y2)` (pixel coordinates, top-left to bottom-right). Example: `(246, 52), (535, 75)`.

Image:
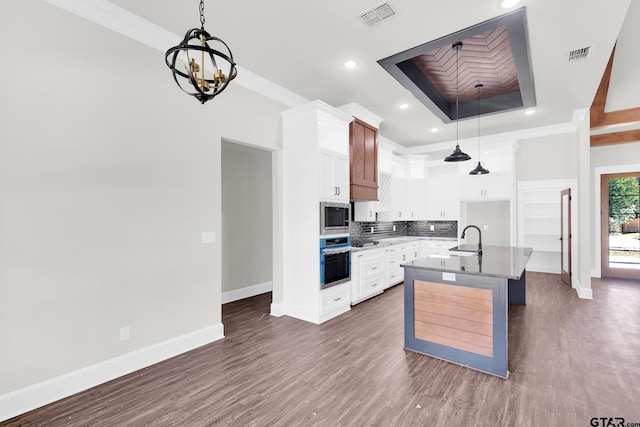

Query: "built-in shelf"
(518, 182), (565, 274)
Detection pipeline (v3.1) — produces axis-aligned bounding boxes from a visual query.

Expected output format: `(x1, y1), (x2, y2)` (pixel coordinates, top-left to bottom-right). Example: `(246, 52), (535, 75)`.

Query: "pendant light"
(444, 41), (471, 163)
(469, 83), (490, 175)
(165, 0), (237, 104)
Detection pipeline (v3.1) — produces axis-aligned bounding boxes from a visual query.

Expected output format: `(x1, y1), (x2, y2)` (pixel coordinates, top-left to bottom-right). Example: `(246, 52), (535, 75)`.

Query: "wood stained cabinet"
(349, 119), (378, 201)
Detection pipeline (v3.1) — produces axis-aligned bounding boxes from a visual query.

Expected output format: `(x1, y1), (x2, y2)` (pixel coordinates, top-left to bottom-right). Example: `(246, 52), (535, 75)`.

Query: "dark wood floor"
(4, 273), (640, 426)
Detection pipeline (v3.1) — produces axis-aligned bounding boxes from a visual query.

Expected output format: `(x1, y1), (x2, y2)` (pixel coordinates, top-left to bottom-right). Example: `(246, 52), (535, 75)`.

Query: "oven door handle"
(321, 246), (352, 255)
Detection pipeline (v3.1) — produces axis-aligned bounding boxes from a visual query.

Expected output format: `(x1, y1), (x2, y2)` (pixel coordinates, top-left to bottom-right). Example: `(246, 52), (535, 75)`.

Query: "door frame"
(600, 171), (640, 280)
(561, 188), (572, 286)
(594, 163), (640, 278)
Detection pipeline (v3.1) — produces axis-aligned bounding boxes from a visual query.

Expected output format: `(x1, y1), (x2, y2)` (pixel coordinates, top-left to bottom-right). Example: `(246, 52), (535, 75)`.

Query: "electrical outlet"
(484, 225), (489, 231)
(430, 225), (435, 231)
(120, 326), (130, 341)
(370, 227), (374, 233)
(393, 225), (396, 231)
(201, 232), (216, 243)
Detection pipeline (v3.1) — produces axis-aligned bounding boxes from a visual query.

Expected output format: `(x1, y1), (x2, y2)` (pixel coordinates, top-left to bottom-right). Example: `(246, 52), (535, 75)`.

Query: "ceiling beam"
(590, 107), (640, 130)
(591, 129), (640, 147)
(590, 45), (615, 128)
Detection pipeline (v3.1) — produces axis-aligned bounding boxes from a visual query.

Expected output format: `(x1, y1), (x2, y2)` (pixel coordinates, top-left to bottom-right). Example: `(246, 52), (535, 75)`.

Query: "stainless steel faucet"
(461, 225), (483, 256)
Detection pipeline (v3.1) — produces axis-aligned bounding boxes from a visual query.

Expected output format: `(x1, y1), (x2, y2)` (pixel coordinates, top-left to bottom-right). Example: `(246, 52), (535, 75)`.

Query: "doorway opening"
(221, 140), (274, 330)
(600, 172), (640, 280)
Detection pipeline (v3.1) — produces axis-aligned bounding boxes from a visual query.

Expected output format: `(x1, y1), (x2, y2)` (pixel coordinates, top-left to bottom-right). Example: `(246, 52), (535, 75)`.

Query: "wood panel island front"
(401, 245), (533, 378)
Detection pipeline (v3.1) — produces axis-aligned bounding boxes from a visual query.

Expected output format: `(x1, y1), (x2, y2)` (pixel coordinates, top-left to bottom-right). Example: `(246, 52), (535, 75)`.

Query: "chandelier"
(165, 0), (237, 104)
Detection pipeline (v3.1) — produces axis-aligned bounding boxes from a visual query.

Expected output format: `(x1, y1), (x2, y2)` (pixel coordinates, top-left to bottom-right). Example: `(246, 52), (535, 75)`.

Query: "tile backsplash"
(350, 220), (457, 241)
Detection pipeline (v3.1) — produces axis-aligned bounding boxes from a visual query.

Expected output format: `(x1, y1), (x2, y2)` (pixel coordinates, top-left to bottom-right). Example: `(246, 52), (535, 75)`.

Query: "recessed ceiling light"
(398, 103), (409, 110)
(500, 0), (521, 8)
(525, 109), (536, 115)
(344, 60), (358, 69)
(431, 127), (439, 132)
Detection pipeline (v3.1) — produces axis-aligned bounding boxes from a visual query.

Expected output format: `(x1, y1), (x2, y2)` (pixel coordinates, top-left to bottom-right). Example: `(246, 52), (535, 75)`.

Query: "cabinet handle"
(357, 254), (363, 258)
(372, 282), (379, 287)
(372, 266), (378, 270)
(369, 210), (373, 217)
(333, 297), (341, 302)
(398, 211), (402, 218)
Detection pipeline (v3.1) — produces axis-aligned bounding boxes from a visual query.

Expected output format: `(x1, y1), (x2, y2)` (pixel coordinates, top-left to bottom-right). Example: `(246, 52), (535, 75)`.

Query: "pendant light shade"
(469, 83), (490, 175)
(444, 42), (471, 163)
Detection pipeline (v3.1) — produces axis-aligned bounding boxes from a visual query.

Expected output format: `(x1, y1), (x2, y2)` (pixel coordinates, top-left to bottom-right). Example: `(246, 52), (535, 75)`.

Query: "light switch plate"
(442, 272), (456, 281)
(430, 225), (435, 231)
(201, 232), (216, 243)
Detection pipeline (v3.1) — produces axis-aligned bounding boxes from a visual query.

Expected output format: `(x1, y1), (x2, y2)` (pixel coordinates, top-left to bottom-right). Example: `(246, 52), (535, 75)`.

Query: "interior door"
(560, 189), (572, 286)
(601, 173), (640, 280)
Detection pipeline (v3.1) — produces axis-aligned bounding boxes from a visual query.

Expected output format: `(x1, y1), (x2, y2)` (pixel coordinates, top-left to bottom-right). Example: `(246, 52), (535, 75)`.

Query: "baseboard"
(270, 302), (285, 317)
(591, 268), (601, 278)
(0, 323), (224, 423)
(574, 279), (593, 300)
(221, 281), (272, 304)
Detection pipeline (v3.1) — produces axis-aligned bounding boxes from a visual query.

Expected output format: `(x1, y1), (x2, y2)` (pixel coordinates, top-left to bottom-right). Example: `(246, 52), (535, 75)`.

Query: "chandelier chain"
(199, 0), (205, 28)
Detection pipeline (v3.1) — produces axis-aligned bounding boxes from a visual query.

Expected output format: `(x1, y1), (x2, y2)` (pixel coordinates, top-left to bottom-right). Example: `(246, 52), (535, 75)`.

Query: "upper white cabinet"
(459, 143), (515, 202)
(407, 155), (428, 220)
(319, 151), (349, 202)
(426, 162), (460, 220)
(459, 171), (513, 201)
(378, 156), (408, 221)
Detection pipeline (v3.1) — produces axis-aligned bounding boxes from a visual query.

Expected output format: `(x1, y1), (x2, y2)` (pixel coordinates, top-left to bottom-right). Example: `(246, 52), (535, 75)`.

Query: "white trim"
(337, 103), (384, 128)
(0, 324), (224, 422)
(221, 281), (273, 304)
(574, 279), (593, 299)
(270, 302), (285, 317)
(593, 162), (640, 279)
(45, 0), (309, 108)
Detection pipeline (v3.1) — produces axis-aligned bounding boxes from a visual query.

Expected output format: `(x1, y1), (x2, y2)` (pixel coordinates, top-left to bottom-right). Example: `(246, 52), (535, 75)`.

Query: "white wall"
(221, 142), (273, 294)
(516, 133), (579, 181)
(0, 0), (285, 411)
(465, 201), (511, 246)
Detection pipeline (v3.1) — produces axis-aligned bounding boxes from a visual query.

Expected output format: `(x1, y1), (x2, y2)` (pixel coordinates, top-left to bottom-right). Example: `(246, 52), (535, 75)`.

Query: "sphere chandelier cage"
(444, 41), (472, 163)
(165, 0), (237, 104)
(469, 83), (490, 175)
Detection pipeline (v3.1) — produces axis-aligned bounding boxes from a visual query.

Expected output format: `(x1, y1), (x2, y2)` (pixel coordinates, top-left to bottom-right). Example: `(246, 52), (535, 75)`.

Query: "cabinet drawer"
(362, 258), (384, 277)
(321, 284), (350, 315)
(362, 274), (385, 295)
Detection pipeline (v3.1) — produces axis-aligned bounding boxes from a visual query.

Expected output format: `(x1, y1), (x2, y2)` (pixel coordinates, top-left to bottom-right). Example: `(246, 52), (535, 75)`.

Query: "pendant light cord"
(477, 84), (482, 163)
(455, 44), (460, 146)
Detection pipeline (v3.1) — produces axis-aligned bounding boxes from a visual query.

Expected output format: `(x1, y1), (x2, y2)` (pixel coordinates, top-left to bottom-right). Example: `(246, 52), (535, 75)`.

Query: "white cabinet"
(378, 157), (408, 221)
(320, 151), (349, 202)
(351, 248), (385, 304)
(406, 155), (428, 220)
(320, 282), (351, 323)
(460, 172), (513, 201)
(384, 241), (420, 288)
(426, 163), (460, 220)
(282, 100), (354, 324)
(407, 179), (428, 220)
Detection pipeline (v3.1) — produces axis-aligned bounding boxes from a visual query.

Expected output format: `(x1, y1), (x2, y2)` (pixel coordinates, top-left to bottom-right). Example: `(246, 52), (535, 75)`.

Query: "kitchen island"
(401, 245), (533, 378)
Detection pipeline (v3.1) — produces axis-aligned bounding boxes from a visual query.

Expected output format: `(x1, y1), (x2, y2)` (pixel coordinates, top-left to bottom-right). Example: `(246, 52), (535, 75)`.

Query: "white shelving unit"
(517, 180), (576, 274)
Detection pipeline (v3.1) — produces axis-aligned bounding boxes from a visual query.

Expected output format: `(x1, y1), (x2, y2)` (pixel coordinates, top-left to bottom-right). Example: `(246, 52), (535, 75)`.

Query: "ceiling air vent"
(568, 45), (593, 62)
(359, 3), (396, 27)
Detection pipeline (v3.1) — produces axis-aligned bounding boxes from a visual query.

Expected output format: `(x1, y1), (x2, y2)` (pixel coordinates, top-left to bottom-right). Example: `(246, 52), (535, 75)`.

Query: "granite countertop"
(351, 236), (458, 252)
(401, 245), (534, 280)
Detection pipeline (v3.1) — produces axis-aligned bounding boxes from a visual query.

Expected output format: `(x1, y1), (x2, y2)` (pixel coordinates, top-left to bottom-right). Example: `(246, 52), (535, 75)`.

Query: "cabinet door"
(460, 173), (513, 201)
(320, 152), (349, 202)
(407, 179), (427, 220)
(427, 178), (460, 220)
(350, 119), (378, 200)
(390, 175), (407, 219)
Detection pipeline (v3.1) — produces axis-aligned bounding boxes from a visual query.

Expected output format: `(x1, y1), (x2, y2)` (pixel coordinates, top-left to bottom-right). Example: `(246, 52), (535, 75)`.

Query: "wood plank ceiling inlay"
(410, 26), (519, 104)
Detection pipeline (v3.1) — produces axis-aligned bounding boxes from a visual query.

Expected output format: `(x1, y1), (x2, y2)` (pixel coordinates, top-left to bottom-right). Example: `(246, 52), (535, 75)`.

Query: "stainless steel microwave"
(320, 202), (351, 235)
